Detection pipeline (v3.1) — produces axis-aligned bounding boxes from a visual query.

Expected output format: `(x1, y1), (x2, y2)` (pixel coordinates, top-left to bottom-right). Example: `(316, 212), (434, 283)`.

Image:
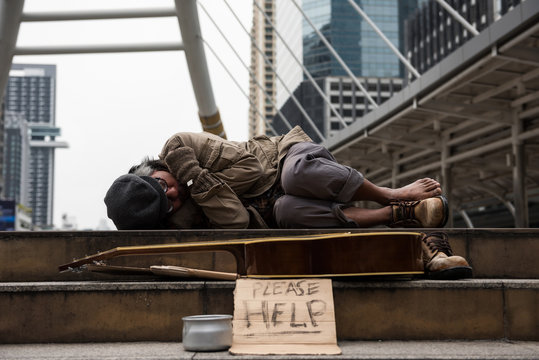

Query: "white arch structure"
(0, 0), (226, 138)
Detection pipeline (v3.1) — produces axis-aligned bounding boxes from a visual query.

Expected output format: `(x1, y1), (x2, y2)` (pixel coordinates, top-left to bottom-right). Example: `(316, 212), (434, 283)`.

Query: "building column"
(512, 110), (528, 227)
(0, 0), (25, 99)
(441, 135), (453, 227)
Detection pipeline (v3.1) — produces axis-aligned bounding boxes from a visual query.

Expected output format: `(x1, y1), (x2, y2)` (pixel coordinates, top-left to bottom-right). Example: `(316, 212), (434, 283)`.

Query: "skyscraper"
(0, 103), (4, 197)
(303, 0), (417, 78)
(3, 111), (30, 207)
(404, 0), (518, 77)
(248, 0), (303, 137)
(287, 1), (420, 139)
(249, 1), (420, 140)
(248, 0), (274, 137)
(4, 64), (67, 228)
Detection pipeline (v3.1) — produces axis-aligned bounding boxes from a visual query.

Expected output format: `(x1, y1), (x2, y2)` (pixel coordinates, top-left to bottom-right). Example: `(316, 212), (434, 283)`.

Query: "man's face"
(151, 170), (188, 214)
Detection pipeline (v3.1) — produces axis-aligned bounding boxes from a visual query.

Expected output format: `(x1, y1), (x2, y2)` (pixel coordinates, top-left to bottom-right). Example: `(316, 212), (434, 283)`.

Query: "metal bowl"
(182, 314), (233, 351)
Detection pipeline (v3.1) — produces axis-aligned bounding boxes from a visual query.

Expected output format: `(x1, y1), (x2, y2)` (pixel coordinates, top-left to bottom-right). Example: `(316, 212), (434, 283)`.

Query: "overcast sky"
(14, 0), (252, 229)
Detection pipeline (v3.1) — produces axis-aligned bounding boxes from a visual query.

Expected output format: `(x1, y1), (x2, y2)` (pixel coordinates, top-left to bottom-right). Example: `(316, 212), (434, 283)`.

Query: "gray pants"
(273, 142), (364, 228)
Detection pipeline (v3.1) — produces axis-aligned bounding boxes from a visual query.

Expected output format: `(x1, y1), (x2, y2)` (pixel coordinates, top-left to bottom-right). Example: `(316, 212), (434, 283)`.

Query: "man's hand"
(164, 147), (200, 184)
(164, 147), (220, 193)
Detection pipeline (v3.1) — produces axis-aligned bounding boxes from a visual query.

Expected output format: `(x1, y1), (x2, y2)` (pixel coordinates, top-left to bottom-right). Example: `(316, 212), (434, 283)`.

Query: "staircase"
(1, 229), (537, 359)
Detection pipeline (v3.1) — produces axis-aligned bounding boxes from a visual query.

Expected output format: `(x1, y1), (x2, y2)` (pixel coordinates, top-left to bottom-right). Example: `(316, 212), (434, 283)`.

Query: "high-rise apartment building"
(3, 64), (67, 228)
(0, 103), (4, 196)
(3, 111), (31, 207)
(248, 0), (274, 137)
(248, 0), (303, 137)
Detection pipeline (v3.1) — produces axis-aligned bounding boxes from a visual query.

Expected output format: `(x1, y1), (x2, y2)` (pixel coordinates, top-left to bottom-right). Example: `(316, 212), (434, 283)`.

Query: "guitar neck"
(58, 240), (247, 274)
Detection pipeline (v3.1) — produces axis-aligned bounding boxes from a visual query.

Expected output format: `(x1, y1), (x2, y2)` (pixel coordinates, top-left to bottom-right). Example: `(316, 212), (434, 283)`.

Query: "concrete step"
(1, 229), (538, 281)
(1, 340), (538, 360)
(1, 279), (537, 344)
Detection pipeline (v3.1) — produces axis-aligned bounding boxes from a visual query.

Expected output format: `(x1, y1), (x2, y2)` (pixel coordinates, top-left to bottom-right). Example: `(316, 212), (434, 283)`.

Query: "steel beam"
(458, 209), (474, 228)
(468, 183), (516, 219)
(434, 0), (479, 36)
(441, 135), (454, 227)
(332, 104), (415, 155)
(446, 123), (506, 147)
(368, 135), (439, 151)
(392, 126), (539, 185)
(416, 105), (510, 125)
(416, 54), (494, 107)
(511, 89), (539, 108)
(512, 111), (529, 227)
(14, 43), (184, 55)
(21, 8), (175, 21)
(519, 105), (539, 120)
(174, 0), (225, 138)
(472, 67), (539, 104)
(0, 0), (25, 100)
(395, 149), (433, 166)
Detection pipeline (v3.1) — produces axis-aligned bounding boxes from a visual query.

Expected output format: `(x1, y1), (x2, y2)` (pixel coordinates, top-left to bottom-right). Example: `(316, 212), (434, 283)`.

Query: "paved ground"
(1, 340), (538, 359)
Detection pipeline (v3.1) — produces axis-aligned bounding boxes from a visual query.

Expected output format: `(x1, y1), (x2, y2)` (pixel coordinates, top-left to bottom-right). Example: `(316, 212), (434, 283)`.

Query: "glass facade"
(404, 0), (516, 77)
(270, 0), (420, 140)
(303, 0), (418, 78)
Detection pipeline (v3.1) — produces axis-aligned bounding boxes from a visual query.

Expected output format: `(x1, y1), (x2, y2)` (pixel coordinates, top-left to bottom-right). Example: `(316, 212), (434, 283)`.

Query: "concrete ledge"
(1, 280), (536, 343)
(1, 229), (538, 281)
(2, 279), (537, 292)
(1, 340), (538, 359)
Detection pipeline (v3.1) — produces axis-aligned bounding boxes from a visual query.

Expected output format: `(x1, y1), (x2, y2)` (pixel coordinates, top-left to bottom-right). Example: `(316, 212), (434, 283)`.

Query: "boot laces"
(423, 231), (453, 256)
(390, 200), (419, 221)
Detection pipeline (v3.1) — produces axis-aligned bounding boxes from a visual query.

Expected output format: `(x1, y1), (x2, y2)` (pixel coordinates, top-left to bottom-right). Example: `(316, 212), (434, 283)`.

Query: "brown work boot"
(389, 196), (448, 228)
(422, 232), (473, 279)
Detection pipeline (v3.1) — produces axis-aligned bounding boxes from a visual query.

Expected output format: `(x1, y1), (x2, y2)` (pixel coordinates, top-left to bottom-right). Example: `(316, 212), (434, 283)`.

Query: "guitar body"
(244, 232), (424, 277)
(59, 232), (425, 278)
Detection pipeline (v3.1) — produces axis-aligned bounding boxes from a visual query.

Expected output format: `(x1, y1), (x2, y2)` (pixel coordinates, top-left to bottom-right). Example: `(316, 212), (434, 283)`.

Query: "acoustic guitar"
(59, 232), (425, 278)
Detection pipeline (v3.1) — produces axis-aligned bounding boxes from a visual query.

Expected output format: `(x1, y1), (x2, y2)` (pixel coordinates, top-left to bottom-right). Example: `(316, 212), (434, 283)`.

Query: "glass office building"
(270, 0), (418, 140)
(404, 0), (519, 76)
(303, 0), (418, 78)
(251, 0), (420, 139)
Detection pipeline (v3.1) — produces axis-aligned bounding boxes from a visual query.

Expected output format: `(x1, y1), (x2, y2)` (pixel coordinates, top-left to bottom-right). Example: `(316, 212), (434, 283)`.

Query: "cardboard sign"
(229, 278), (341, 355)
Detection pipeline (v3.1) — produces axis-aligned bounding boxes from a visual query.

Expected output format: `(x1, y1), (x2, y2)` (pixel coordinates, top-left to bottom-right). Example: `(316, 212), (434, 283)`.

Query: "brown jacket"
(159, 126), (312, 229)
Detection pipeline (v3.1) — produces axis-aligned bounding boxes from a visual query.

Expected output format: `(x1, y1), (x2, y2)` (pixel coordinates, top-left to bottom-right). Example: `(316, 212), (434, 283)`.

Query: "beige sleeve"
(161, 133), (255, 228)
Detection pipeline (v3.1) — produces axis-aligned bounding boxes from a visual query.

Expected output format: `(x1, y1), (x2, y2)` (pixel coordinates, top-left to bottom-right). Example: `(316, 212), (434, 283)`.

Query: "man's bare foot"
(389, 178), (442, 202)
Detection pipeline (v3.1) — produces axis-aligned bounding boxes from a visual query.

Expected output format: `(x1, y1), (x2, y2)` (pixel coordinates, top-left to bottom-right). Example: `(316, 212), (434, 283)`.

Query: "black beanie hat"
(104, 174), (169, 230)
